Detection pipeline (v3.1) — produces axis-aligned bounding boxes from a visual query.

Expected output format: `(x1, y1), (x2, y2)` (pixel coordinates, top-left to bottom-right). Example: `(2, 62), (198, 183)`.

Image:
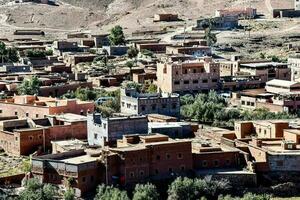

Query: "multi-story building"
(234, 120), (300, 172)
(87, 113), (148, 147)
(31, 149), (104, 197)
(288, 56), (300, 81)
(166, 46), (212, 57)
(235, 120), (289, 139)
(239, 62), (290, 83)
(120, 88), (180, 117)
(0, 95), (94, 119)
(157, 59), (220, 93)
(236, 79), (300, 113)
(110, 134), (193, 186)
(0, 113), (87, 156)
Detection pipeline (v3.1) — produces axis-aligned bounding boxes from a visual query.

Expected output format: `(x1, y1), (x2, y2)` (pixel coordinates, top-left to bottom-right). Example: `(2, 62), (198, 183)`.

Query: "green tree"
(146, 83), (157, 94)
(109, 25), (126, 46)
(132, 183), (159, 200)
(63, 188), (75, 200)
(127, 46), (139, 66)
(204, 18), (217, 46)
(19, 178), (57, 200)
(17, 76), (41, 95)
(74, 87), (97, 101)
(0, 42), (19, 63)
(94, 184), (129, 200)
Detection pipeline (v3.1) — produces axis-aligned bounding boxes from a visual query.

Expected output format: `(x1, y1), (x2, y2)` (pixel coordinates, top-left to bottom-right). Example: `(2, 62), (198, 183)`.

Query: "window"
(94, 133), (98, 139)
(172, 103), (177, 109)
(177, 153), (183, 159)
(193, 80), (199, 84)
(103, 123), (107, 129)
(166, 153), (171, 159)
(26, 113), (29, 117)
(183, 69), (188, 74)
(276, 160), (283, 167)
(183, 80), (189, 84)
(36, 114), (39, 118)
(202, 79), (208, 83)
(251, 102), (254, 106)
(212, 79), (217, 83)
(201, 68), (204, 73)
(202, 160), (208, 167)
(15, 137), (18, 141)
(214, 160), (219, 167)
(162, 104), (167, 109)
(180, 165), (185, 171)
(193, 69), (197, 73)
(15, 111), (18, 116)
(80, 110), (84, 115)
(156, 155), (160, 160)
(126, 103), (131, 108)
(225, 160), (231, 166)
(82, 177), (86, 182)
(141, 106), (146, 111)
(152, 104), (157, 111)
(134, 105), (137, 110)
(130, 172), (135, 178)
(155, 169), (159, 174)
(39, 135), (42, 140)
(247, 102), (251, 106)
(174, 81), (180, 85)
(241, 101), (245, 105)
(264, 130), (267, 135)
(91, 176), (94, 182)
(122, 102), (125, 107)
(140, 170), (144, 176)
(175, 71), (179, 75)
(0, 110), (2, 114)
(168, 168), (173, 172)
(29, 136), (33, 140)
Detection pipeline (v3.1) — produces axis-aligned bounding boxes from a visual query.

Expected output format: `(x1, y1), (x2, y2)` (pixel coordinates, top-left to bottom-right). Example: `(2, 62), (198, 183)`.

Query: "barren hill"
(0, 0), (294, 38)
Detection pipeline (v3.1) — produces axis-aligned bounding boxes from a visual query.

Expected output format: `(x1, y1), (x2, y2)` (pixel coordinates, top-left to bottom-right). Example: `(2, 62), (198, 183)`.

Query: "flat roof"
(266, 79), (299, 88)
(62, 154), (98, 164)
(54, 113), (87, 123)
(240, 62), (287, 68)
(148, 122), (190, 128)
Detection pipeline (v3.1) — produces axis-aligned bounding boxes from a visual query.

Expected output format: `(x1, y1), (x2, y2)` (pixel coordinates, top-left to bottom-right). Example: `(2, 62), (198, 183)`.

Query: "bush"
(132, 183), (159, 200)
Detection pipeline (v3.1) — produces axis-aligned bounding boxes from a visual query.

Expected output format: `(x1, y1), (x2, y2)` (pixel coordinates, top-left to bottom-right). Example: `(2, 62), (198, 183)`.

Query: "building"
(0, 113), (88, 156)
(239, 62), (290, 83)
(153, 14), (179, 22)
(157, 59), (220, 93)
(196, 16), (239, 30)
(236, 79), (300, 113)
(215, 7), (257, 18)
(0, 63), (31, 73)
(288, 56), (300, 81)
(51, 139), (87, 154)
(166, 46), (212, 57)
(120, 88), (180, 117)
(147, 114), (177, 123)
(234, 120), (300, 172)
(87, 113), (148, 147)
(0, 95), (94, 119)
(103, 46), (129, 56)
(31, 149), (104, 197)
(52, 41), (79, 56)
(272, 0), (300, 18)
(148, 122), (197, 138)
(111, 134), (193, 186)
(234, 120), (289, 139)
